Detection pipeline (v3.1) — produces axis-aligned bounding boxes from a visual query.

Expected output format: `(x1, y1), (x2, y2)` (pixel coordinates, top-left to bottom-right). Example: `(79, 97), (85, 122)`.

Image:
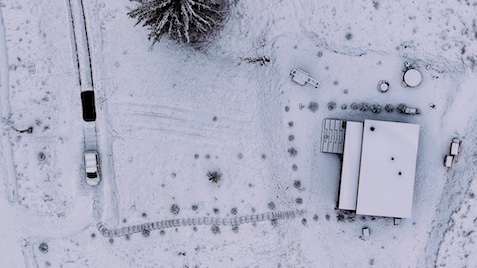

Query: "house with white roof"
(321, 119), (420, 219)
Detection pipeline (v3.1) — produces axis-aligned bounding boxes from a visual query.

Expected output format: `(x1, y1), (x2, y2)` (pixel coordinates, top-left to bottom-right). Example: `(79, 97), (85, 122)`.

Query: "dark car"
(81, 91), (96, 122)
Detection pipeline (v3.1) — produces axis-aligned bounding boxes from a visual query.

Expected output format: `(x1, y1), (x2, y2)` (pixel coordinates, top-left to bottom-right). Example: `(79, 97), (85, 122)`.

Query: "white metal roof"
(338, 121), (363, 211)
(355, 120), (419, 218)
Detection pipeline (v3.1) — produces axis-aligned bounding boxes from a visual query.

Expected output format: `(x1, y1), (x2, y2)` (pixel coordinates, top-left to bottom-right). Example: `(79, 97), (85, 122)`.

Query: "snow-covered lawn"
(1, 0), (477, 267)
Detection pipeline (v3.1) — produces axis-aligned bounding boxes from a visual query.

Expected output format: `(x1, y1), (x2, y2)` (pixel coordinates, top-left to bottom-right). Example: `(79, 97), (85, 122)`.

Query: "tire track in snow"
(97, 210), (305, 238)
(66, 0), (93, 91)
(110, 102), (252, 141)
(424, 136), (477, 267)
(65, 0), (118, 225)
(0, 5), (18, 204)
(74, 0), (121, 224)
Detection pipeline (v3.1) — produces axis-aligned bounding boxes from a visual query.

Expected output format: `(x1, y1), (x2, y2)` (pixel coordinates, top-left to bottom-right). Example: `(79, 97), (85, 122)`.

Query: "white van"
(444, 155), (454, 168)
(450, 138), (460, 156)
(84, 151), (100, 185)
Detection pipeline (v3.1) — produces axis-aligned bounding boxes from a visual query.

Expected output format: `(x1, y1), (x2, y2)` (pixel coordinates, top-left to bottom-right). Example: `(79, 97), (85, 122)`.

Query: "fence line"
(97, 210), (305, 238)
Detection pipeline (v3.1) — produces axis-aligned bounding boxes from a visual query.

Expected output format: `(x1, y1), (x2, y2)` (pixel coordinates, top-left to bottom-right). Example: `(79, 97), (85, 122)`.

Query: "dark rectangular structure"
(81, 91), (96, 122)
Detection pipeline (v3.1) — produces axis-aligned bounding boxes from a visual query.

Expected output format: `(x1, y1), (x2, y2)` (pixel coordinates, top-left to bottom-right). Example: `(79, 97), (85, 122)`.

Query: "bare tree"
(128, 0), (228, 44)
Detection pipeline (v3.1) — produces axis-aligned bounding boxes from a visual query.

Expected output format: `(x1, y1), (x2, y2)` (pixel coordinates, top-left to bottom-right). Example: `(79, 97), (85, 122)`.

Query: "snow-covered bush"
(308, 101), (319, 112)
(267, 202), (275, 210)
(171, 204), (180, 214)
(287, 147), (297, 157)
(37, 152), (46, 162)
(39, 242), (48, 253)
(207, 170), (222, 183)
(142, 229), (150, 237)
(211, 225), (221, 234)
(371, 104), (381, 113)
(397, 103), (407, 113)
(359, 102), (369, 111)
(385, 104), (394, 112)
(293, 180), (301, 189)
(128, 0), (228, 44)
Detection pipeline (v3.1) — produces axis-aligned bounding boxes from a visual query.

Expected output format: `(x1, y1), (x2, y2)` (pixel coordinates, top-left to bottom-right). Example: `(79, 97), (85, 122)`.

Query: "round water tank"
(378, 81), (390, 93)
(403, 69), (422, 87)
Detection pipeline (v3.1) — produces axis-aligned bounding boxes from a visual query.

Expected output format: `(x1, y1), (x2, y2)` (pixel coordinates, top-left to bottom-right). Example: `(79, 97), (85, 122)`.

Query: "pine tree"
(128, 0), (227, 44)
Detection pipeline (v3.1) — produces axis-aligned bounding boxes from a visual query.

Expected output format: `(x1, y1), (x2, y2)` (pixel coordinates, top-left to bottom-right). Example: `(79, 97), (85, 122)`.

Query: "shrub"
(39, 243), (48, 253)
(308, 102), (319, 112)
(207, 171), (222, 183)
(38, 152), (46, 162)
(359, 102), (368, 111)
(287, 147), (297, 157)
(171, 204), (180, 214)
(397, 103), (407, 113)
(293, 180), (301, 189)
(211, 225), (220, 234)
(371, 104), (381, 113)
(267, 202), (275, 210)
(142, 229), (150, 237)
(385, 104), (394, 112)
(128, 0), (228, 44)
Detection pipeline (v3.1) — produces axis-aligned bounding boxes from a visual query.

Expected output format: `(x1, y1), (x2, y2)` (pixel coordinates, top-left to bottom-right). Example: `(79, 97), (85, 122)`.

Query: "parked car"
(444, 155), (454, 168)
(81, 91), (96, 122)
(450, 138), (460, 156)
(84, 151), (100, 185)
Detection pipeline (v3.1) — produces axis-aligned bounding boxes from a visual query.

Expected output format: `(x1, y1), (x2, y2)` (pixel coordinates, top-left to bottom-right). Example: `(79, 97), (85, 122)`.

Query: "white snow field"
(1, 0), (477, 267)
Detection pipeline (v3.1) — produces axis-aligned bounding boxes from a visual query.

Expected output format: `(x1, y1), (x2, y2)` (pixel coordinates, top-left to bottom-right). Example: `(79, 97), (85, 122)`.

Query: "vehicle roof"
(85, 152), (97, 160)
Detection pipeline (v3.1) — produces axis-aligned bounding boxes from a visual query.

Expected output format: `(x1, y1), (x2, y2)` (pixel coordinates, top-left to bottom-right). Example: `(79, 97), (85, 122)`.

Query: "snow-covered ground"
(1, 0), (477, 267)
